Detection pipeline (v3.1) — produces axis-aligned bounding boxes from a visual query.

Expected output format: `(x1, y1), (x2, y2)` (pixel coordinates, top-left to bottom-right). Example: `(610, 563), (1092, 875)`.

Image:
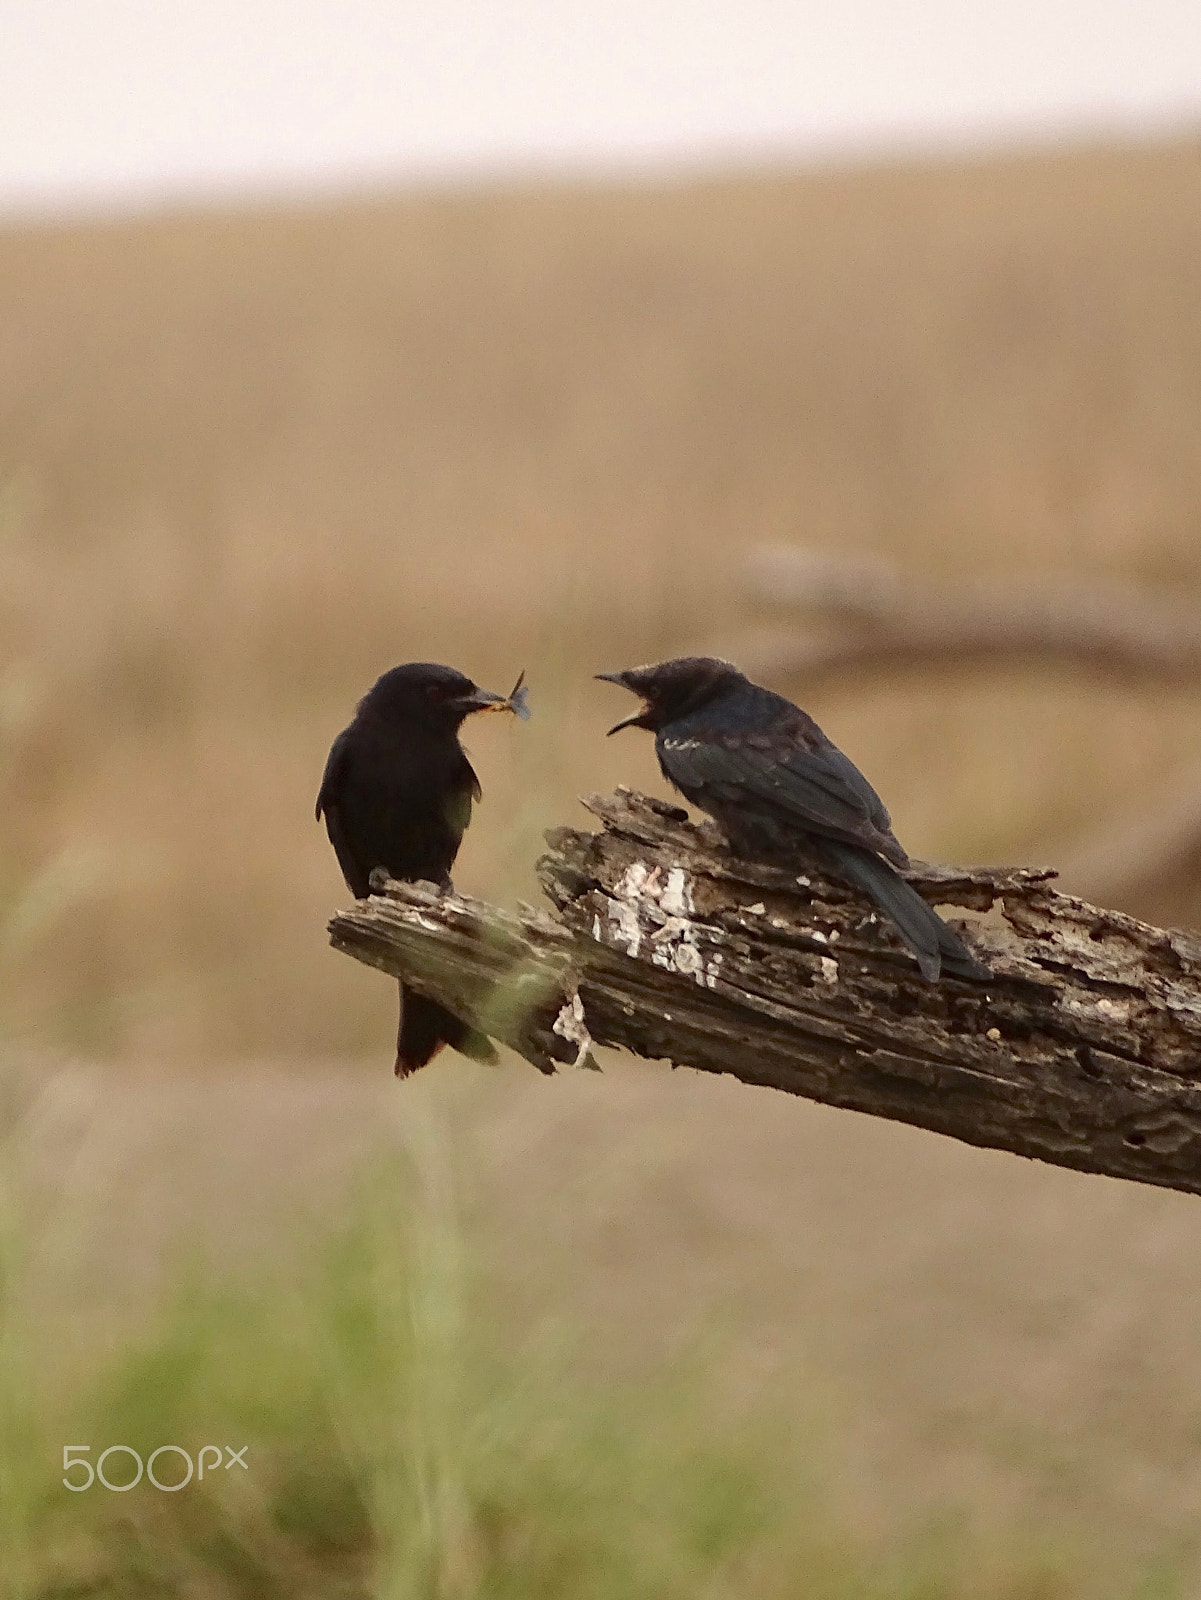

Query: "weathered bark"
(328, 789), (1201, 1197)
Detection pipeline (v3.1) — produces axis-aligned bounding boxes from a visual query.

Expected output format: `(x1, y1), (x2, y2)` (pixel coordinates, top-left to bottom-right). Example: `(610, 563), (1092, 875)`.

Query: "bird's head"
(596, 656), (744, 735)
(360, 662), (520, 732)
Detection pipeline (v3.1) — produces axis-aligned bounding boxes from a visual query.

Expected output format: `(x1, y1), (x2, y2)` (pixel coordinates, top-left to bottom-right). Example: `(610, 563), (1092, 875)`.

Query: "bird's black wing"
(450, 758), (483, 829)
(658, 726), (903, 859)
(315, 728), (373, 897)
(315, 727), (349, 824)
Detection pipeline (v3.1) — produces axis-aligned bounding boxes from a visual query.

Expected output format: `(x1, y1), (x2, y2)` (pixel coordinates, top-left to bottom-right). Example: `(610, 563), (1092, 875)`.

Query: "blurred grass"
(0, 1133), (1182, 1600)
(1, 139), (1200, 1057)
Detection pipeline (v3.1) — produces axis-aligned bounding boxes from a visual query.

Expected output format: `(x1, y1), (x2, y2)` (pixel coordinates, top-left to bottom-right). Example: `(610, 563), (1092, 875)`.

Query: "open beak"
(595, 671), (650, 736)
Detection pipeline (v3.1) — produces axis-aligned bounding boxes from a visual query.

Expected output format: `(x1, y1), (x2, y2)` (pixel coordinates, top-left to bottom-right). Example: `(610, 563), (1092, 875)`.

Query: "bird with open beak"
(598, 656), (988, 983)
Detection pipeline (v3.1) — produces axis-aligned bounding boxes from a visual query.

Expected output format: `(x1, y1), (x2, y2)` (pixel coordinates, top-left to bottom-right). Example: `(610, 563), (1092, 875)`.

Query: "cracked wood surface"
(327, 788), (1201, 1197)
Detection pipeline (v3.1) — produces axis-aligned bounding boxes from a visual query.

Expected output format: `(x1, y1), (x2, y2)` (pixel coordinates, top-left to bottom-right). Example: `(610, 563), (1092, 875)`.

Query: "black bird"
(317, 662), (525, 1075)
(597, 656), (988, 982)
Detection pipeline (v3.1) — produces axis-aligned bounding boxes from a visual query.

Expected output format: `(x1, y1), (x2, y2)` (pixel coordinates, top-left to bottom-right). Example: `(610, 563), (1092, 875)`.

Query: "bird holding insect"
(317, 662), (529, 1074)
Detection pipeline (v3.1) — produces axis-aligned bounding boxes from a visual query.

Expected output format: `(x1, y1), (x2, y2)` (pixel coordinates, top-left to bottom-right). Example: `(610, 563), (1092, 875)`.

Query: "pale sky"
(1, 0), (1199, 216)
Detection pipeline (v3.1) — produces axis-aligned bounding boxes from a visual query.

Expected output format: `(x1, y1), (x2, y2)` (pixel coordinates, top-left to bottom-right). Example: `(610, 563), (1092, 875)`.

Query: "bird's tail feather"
(819, 841), (990, 983)
(395, 984), (498, 1077)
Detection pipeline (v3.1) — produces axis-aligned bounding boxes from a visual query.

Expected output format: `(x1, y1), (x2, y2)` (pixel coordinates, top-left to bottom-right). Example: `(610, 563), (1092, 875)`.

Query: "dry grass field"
(1, 137), (1201, 1058)
(3, 137), (1201, 1596)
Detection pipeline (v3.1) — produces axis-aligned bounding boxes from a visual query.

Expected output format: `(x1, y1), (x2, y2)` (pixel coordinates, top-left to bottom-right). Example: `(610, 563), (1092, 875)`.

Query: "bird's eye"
(425, 682), (443, 699)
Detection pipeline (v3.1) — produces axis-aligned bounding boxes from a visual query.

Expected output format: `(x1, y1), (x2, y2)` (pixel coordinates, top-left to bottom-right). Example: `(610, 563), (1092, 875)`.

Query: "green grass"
(0, 1141), (1188, 1600)
(0, 1151), (802, 1599)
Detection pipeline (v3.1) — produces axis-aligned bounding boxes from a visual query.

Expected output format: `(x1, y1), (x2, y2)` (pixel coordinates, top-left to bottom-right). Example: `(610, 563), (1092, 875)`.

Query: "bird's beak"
(595, 671), (650, 736)
(456, 670), (531, 720)
(454, 685), (510, 716)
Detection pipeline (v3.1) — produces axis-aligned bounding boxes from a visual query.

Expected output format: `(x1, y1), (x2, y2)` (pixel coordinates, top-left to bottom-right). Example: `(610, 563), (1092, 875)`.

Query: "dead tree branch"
(329, 788), (1201, 1199)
